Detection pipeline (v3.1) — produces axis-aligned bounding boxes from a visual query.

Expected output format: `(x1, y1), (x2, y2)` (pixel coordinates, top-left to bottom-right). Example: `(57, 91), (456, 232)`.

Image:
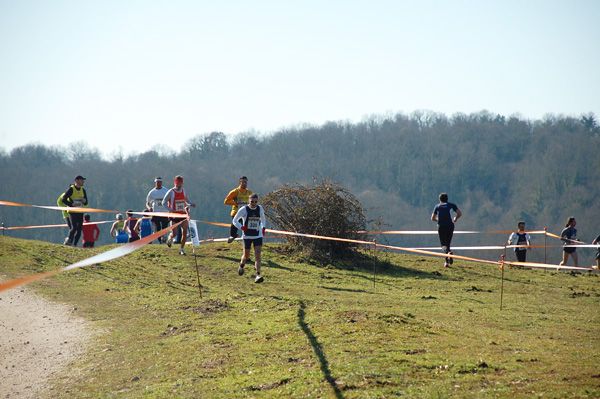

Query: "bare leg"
(180, 220), (189, 249)
(241, 248), (251, 264)
(559, 251), (569, 266)
(254, 245), (262, 276)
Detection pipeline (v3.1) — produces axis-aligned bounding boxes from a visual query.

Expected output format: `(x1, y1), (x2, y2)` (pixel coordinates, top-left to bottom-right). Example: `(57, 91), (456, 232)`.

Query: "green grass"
(1, 236), (599, 398)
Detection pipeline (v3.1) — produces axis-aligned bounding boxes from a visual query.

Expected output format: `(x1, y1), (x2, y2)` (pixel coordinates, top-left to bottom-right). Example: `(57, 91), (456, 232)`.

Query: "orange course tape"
(0, 200), (186, 218)
(362, 229), (547, 235)
(2, 221), (113, 230)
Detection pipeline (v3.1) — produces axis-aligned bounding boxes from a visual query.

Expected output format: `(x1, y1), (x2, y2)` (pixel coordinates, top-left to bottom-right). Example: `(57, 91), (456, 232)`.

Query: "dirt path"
(0, 285), (91, 399)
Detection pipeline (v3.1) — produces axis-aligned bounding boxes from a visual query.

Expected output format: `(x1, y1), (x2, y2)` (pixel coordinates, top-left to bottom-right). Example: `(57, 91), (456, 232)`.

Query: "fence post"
(500, 254), (505, 311)
(544, 227), (547, 264)
(372, 239), (377, 290)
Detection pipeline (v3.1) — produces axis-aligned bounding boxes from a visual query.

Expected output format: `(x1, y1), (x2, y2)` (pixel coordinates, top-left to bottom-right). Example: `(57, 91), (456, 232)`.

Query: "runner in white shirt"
(233, 193), (267, 283)
(146, 177), (170, 243)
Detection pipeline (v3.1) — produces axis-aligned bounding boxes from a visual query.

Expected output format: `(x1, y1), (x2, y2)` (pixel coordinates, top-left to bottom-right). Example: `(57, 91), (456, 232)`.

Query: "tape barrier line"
(2, 221), (113, 230)
(0, 220), (185, 293)
(504, 260), (595, 271)
(0, 201), (117, 213)
(362, 230), (547, 235)
(412, 245), (565, 251)
(195, 220), (231, 228)
(265, 228), (595, 272)
(0, 200), (185, 218)
(266, 228), (375, 246)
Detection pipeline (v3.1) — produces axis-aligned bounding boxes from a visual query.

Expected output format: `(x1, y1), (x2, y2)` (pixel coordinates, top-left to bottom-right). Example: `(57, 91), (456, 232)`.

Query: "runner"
(559, 216), (580, 267)
(81, 214), (100, 248)
(110, 214), (128, 243)
(57, 193), (72, 243)
(232, 193), (266, 283)
(162, 175), (196, 255)
(431, 192), (462, 268)
(125, 210), (140, 243)
(507, 221), (531, 262)
(61, 175), (88, 246)
(224, 176), (252, 243)
(146, 176), (170, 243)
(134, 213), (154, 240)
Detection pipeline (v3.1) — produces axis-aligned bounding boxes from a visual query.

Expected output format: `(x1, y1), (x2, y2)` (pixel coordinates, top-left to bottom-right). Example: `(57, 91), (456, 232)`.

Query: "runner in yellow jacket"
(224, 176), (252, 243)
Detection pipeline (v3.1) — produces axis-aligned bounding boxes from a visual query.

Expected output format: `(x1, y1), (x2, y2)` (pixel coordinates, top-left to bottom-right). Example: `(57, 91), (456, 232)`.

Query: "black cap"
(75, 175), (86, 181)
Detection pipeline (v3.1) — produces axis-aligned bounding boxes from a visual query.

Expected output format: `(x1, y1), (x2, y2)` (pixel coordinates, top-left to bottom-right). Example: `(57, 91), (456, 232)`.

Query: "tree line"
(1, 110), (598, 263)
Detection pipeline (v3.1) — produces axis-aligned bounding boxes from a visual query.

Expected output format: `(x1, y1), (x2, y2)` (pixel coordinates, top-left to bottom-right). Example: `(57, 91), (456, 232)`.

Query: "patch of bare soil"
(0, 285), (90, 399)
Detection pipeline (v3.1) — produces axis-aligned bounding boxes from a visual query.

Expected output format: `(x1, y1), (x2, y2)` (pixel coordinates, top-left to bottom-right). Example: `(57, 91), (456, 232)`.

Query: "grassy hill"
(1, 236), (599, 398)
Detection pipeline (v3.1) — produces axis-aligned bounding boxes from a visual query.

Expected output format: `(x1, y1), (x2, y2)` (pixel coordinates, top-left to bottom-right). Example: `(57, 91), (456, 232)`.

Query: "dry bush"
(262, 178), (369, 262)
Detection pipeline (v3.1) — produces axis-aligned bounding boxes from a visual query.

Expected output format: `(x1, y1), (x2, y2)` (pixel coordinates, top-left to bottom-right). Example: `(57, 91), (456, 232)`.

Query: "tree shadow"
(297, 300), (344, 399)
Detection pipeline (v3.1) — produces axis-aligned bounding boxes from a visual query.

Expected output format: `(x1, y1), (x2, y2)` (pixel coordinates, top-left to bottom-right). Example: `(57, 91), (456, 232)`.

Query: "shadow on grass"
(297, 300), (344, 399)
(263, 260), (293, 272)
(320, 285), (372, 294)
(215, 255), (293, 272)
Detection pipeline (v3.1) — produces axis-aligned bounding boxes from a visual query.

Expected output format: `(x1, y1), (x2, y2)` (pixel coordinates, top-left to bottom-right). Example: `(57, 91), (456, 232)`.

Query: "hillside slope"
(0, 236), (598, 398)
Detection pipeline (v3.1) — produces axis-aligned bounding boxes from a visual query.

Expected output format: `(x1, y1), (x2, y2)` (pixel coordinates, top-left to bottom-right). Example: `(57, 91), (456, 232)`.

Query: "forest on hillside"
(1, 110), (599, 264)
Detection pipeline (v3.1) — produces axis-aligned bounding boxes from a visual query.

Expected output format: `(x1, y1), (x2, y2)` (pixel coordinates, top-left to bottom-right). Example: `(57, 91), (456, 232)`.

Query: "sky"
(1, 0), (599, 158)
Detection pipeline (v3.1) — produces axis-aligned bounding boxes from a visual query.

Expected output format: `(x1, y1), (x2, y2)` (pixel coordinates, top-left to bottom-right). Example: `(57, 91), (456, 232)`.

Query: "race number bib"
(73, 198), (84, 207)
(248, 217), (260, 230)
(175, 199), (186, 212)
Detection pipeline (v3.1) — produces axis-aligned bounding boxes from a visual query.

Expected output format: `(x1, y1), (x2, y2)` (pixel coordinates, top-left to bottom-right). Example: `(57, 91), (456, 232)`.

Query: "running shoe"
(448, 251), (454, 265)
(254, 275), (264, 283)
(179, 248), (185, 256)
(167, 235), (173, 248)
(227, 236), (236, 243)
(444, 263), (450, 268)
(64, 237), (72, 246)
(238, 264), (244, 276)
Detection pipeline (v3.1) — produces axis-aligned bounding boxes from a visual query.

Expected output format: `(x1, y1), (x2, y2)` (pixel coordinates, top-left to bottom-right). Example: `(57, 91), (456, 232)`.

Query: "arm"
(134, 219), (142, 234)
(124, 221), (132, 235)
(431, 213), (438, 222)
(560, 228), (569, 243)
(110, 222), (117, 238)
(61, 187), (74, 206)
(232, 207), (246, 229)
(260, 206), (267, 235)
(224, 189), (238, 206)
(162, 189), (173, 211)
(146, 190), (153, 210)
(93, 225), (100, 241)
(507, 233), (514, 246)
(82, 188), (88, 206)
(453, 208), (462, 222)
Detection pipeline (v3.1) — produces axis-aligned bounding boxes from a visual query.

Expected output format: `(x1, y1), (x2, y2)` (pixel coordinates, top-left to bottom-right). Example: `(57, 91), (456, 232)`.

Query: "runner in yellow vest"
(61, 175), (88, 246)
(224, 176), (252, 243)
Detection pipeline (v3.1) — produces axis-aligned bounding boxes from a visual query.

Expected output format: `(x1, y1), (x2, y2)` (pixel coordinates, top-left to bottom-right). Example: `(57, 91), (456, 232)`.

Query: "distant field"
(1, 236), (598, 398)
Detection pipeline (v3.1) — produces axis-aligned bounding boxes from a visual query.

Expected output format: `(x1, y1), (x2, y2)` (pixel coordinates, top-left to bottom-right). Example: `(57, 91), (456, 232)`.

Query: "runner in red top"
(162, 175), (196, 255)
(81, 214), (100, 248)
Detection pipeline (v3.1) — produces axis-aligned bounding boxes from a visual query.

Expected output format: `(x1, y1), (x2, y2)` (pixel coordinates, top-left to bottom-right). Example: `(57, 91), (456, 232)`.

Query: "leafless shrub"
(263, 178), (369, 262)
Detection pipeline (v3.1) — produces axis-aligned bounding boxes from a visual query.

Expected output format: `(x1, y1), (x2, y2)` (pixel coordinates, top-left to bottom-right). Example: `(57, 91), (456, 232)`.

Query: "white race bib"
(175, 199), (186, 212)
(248, 217), (260, 230)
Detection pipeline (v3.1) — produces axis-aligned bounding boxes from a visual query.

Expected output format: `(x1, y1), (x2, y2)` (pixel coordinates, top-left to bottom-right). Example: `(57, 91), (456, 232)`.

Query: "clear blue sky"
(1, 0), (598, 158)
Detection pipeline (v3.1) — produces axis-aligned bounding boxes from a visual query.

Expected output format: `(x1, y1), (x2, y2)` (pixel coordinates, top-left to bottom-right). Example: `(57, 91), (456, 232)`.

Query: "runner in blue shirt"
(559, 216), (579, 267)
(431, 193), (462, 267)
